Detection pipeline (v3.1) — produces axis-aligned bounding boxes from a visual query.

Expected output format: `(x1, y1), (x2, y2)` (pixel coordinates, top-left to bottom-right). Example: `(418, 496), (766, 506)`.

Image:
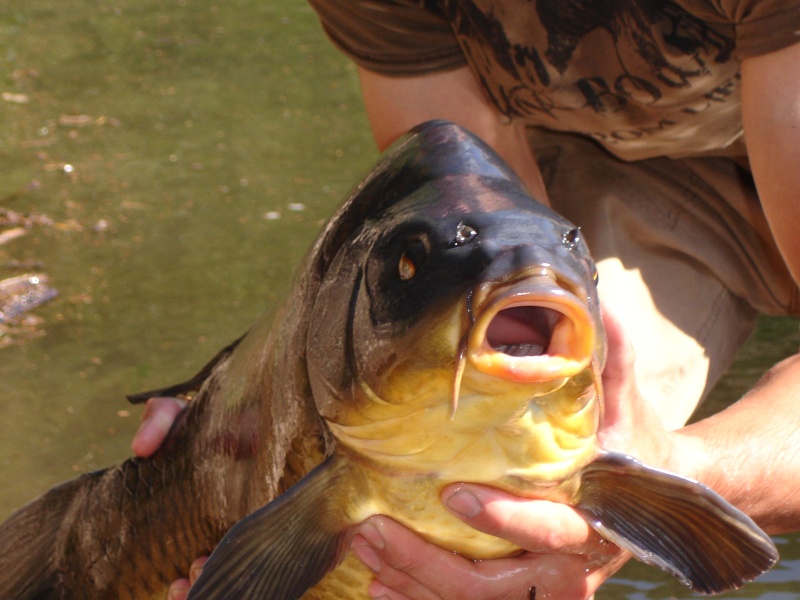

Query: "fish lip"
(466, 267), (595, 383)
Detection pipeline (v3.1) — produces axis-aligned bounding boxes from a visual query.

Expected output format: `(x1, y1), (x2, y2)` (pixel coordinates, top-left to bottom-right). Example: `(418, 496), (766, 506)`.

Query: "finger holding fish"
(352, 492), (629, 600)
(440, 484), (615, 559)
(364, 554), (608, 600)
(353, 514), (541, 600)
(131, 396), (187, 458)
(167, 578), (190, 600)
(352, 513), (624, 600)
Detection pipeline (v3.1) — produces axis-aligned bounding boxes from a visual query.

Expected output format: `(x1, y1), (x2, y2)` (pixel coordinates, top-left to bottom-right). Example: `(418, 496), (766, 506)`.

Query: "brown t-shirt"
(308, 0), (800, 160)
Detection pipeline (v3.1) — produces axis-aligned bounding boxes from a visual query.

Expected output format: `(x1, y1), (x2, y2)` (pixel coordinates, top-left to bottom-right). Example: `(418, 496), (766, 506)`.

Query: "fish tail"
(575, 452), (778, 595)
(0, 471), (102, 599)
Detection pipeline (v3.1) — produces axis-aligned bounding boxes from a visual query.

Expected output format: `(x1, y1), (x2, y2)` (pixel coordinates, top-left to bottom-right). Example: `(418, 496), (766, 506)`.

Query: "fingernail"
(166, 579), (190, 600)
(445, 488), (483, 518)
(352, 535), (382, 573)
(368, 580), (392, 599)
(141, 397), (156, 420)
(350, 521), (384, 572)
(189, 560), (204, 583)
(356, 521), (385, 549)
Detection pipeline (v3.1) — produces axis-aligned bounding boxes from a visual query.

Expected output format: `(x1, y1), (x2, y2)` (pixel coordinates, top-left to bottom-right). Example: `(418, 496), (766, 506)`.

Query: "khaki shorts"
(530, 129), (800, 429)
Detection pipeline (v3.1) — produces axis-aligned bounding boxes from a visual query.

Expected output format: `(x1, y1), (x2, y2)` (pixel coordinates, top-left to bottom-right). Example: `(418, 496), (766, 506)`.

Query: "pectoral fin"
(574, 451), (778, 595)
(187, 454), (352, 600)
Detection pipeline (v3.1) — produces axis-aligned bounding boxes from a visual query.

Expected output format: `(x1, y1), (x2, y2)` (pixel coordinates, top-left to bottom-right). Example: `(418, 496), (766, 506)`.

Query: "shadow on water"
(1, 1), (798, 597)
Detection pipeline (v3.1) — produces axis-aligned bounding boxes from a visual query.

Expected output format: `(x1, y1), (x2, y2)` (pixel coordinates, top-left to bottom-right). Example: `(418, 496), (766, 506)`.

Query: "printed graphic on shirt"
(442, 0), (742, 159)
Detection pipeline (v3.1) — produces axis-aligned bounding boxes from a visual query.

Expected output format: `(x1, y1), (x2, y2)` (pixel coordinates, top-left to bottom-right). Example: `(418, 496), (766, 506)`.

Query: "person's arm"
(666, 40), (800, 533)
(674, 354), (800, 534)
(357, 66), (550, 203)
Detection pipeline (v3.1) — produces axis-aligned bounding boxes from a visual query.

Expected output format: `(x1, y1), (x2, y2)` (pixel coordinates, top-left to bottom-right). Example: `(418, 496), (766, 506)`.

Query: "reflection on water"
(0, 1), (798, 597)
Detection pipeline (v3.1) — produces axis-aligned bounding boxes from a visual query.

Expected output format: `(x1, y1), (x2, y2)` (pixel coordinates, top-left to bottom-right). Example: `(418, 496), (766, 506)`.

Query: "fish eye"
(398, 254), (416, 281)
(562, 227), (581, 249)
(398, 239), (427, 281)
(451, 222), (477, 247)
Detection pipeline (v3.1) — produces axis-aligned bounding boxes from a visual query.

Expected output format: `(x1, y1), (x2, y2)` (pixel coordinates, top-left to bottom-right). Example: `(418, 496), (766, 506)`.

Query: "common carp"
(0, 121), (777, 599)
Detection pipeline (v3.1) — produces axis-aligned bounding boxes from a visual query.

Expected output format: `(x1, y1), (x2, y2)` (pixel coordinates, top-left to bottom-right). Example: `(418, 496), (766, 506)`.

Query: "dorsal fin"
(126, 334), (245, 404)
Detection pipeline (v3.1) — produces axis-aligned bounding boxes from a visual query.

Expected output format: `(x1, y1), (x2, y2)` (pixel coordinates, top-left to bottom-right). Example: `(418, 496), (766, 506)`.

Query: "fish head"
(306, 121), (603, 483)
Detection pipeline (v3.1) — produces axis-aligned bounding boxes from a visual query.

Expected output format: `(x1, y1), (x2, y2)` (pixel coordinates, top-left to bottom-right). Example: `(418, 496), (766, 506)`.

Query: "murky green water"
(0, 0), (373, 510)
(1, 1), (798, 597)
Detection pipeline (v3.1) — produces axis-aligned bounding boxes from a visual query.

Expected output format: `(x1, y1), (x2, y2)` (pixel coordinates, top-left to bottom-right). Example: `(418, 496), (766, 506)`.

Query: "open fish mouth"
(485, 305), (562, 358)
(465, 268), (596, 384)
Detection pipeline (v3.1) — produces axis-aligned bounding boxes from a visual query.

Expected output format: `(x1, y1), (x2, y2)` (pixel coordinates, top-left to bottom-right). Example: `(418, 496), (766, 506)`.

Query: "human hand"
(351, 498), (628, 600)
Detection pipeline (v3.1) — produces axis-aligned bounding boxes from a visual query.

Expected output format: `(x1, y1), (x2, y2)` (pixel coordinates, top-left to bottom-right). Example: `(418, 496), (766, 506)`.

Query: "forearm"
(675, 353), (800, 534)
